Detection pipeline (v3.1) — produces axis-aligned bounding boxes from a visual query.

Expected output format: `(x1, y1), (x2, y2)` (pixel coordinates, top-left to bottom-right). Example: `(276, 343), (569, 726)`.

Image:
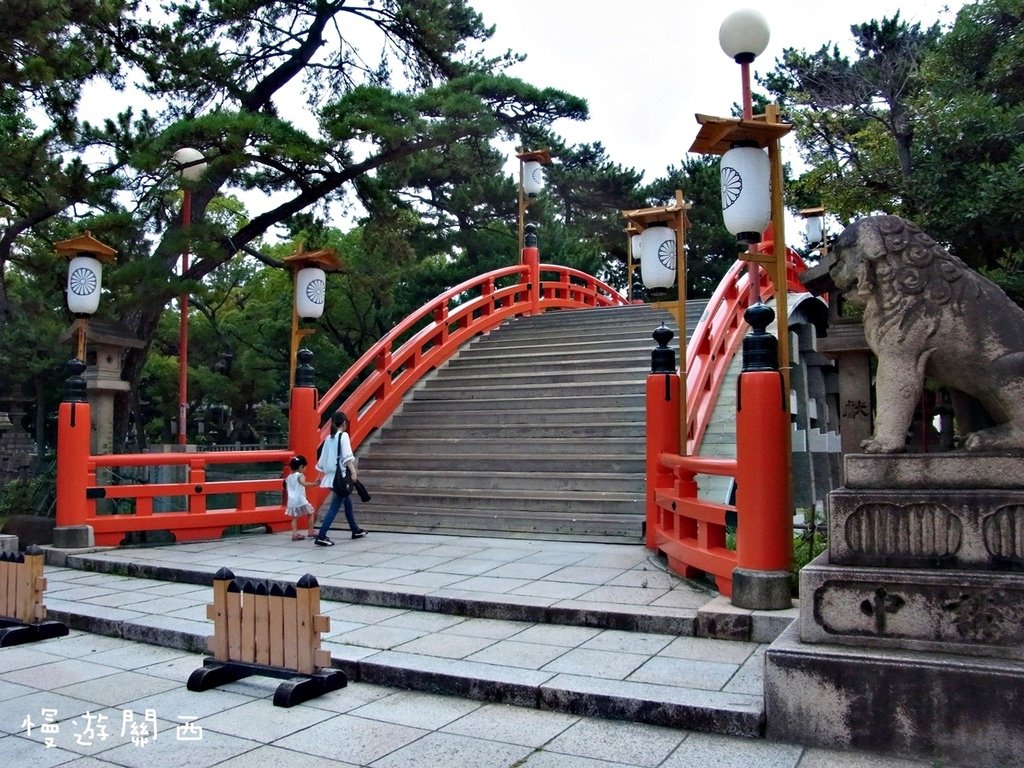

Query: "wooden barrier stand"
(187, 568), (346, 707)
(0, 546), (69, 646)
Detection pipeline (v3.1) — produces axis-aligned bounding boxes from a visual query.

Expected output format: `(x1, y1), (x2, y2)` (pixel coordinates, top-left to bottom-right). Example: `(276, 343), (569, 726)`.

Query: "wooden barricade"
(187, 568), (346, 707)
(0, 547), (69, 646)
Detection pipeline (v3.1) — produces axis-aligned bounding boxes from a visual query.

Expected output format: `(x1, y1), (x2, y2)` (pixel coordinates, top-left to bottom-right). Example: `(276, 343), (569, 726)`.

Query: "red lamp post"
(172, 147), (206, 446)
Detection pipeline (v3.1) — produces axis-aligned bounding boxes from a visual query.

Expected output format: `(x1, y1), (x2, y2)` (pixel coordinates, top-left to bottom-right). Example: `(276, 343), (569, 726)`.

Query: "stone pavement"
(0, 531), (961, 766)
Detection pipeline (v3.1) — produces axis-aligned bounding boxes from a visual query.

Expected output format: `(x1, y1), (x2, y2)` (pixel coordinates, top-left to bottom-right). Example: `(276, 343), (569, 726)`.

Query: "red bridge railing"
(55, 251), (627, 546)
(650, 247), (808, 596)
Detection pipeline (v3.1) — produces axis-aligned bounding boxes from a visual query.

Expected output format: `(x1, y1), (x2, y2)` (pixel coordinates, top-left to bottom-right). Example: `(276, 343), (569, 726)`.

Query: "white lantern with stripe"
(66, 255), (103, 315)
(640, 225), (677, 290)
(295, 266), (327, 319)
(522, 160), (545, 198)
(630, 234), (642, 263)
(720, 144), (770, 243)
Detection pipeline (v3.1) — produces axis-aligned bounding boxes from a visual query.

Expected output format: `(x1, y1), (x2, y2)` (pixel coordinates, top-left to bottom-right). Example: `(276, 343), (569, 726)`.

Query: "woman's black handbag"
(332, 437), (353, 497)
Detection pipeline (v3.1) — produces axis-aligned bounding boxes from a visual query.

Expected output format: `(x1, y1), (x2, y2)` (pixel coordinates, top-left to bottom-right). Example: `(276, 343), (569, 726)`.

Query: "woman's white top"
(316, 431), (355, 489)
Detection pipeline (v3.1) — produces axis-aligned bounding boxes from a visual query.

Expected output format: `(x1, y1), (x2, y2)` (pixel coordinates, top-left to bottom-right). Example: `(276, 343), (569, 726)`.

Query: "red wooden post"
(522, 224), (541, 315)
(645, 324), (680, 550)
(289, 348), (319, 496)
(733, 303), (792, 609)
(56, 360), (91, 529)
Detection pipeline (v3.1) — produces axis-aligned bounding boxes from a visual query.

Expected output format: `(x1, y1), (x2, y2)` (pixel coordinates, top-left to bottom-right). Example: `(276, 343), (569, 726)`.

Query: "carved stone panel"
(829, 489), (1024, 569)
(799, 556), (1024, 660)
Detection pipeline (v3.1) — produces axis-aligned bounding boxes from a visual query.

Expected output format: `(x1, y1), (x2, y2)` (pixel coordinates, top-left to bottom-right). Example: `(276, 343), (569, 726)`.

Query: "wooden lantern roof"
(283, 245), (343, 272)
(689, 113), (792, 156)
(54, 231), (118, 264)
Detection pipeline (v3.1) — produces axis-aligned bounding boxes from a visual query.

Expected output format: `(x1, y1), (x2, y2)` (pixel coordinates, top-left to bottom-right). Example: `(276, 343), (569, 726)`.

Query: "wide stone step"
(377, 423), (646, 440)
(428, 367), (650, 387)
(383, 407), (646, 427)
(470, 333), (665, 352)
(360, 468), (644, 493)
(351, 503), (643, 539)
(412, 381), (643, 400)
(357, 453), (645, 474)
(365, 437), (643, 456)
(403, 393), (645, 413)
(356, 487), (634, 518)
(456, 346), (655, 366)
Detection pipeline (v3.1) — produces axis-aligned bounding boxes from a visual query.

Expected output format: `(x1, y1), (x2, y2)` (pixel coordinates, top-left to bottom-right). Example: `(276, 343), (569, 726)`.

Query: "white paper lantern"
(66, 255), (103, 315)
(173, 147), (207, 183)
(719, 9), (770, 62)
(295, 266), (327, 319)
(720, 146), (771, 242)
(630, 234), (642, 263)
(805, 215), (823, 245)
(522, 160), (544, 197)
(640, 225), (676, 290)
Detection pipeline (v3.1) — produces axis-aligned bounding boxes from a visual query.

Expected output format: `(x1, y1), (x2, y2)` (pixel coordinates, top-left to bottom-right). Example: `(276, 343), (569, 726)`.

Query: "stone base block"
(52, 525), (95, 549)
(765, 622), (1024, 768)
(800, 552), (1024, 659)
(844, 452), (1024, 490)
(731, 568), (792, 611)
(828, 487), (1024, 569)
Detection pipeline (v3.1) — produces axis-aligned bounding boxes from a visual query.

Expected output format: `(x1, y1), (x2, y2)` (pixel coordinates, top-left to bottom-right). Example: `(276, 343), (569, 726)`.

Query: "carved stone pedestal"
(764, 453), (1024, 767)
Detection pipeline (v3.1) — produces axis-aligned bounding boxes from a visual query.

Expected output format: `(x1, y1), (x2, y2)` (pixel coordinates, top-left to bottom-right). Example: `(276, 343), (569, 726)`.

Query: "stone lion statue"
(830, 214), (1024, 453)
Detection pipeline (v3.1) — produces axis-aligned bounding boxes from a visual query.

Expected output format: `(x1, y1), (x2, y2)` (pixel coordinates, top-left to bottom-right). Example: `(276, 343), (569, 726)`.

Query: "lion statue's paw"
(860, 437), (906, 454)
(963, 425), (1024, 452)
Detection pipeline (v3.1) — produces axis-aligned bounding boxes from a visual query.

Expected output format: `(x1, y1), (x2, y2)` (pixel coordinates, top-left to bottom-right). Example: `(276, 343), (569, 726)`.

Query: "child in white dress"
(284, 455), (316, 540)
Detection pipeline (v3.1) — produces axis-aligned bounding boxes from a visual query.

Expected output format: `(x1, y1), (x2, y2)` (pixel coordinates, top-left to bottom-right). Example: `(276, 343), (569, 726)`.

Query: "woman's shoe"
(314, 536), (334, 546)
(351, 530), (367, 539)
(292, 533), (305, 541)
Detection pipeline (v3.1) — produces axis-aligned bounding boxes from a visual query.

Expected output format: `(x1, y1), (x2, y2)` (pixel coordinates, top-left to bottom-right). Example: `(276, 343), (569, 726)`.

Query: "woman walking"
(313, 411), (367, 546)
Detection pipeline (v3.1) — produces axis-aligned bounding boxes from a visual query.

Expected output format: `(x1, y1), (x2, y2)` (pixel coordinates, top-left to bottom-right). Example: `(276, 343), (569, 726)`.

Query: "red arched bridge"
(56, 243), (821, 594)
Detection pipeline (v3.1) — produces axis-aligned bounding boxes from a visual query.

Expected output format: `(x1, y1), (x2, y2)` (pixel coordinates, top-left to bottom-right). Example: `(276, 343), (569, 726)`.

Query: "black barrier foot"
(0, 620), (70, 648)
(187, 660), (256, 692)
(273, 669), (347, 708)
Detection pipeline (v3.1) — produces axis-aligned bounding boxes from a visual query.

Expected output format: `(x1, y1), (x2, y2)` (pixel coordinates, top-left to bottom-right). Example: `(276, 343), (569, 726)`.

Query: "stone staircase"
(355, 303), (706, 542)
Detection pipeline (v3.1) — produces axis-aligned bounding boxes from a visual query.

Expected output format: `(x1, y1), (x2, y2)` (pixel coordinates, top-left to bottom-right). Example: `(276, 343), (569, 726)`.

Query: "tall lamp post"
(690, 9), (795, 608)
(56, 231), (118, 361)
(516, 149), (552, 261)
(718, 9), (772, 306)
(172, 147), (206, 446)
(284, 246), (342, 389)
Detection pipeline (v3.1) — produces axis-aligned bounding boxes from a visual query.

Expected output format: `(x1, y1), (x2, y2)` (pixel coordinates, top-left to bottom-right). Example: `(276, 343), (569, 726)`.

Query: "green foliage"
(762, 0), (1024, 294)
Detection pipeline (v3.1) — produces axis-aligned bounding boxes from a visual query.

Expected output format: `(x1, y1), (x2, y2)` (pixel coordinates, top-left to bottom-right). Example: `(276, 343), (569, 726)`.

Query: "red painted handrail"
(317, 264), (628, 449)
(685, 250), (807, 454)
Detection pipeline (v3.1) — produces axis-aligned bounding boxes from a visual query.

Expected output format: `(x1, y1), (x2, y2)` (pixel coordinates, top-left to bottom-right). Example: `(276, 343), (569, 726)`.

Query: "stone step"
(360, 469), (644, 493)
(357, 504), (642, 539)
(378, 423), (646, 441)
(358, 453), (645, 474)
(402, 394), (645, 413)
(429, 366), (651, 387)
(46, 543), (771, 740)
(364, 437), (643, 456)
(412, 381), (643, 401)
(360, 486), (640, 514)
(382, 407), (646, 427)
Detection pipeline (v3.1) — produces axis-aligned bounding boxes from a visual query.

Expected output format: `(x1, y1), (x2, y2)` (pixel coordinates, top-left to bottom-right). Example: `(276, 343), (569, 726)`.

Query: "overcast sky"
(471, 1), (965, 186)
